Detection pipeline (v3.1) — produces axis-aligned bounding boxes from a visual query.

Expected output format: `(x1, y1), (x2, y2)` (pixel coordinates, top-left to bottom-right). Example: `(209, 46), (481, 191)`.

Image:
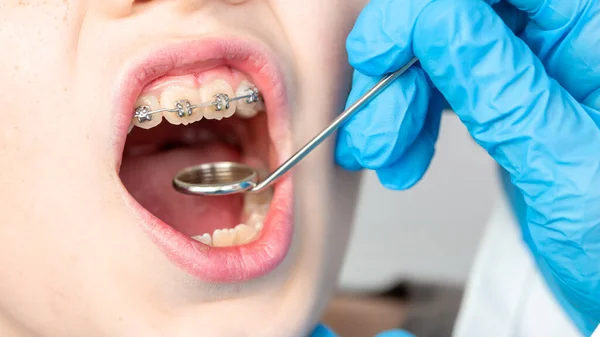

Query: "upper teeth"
(130, 79), (264, 131)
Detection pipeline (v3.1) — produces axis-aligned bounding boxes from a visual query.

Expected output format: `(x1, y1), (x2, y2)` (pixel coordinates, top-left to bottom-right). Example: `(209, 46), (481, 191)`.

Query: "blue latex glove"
(309, 324), (337, 337)
(336, 0), (600, 334)
(309, 324), (415, 337)
(374, 331), (416, 337)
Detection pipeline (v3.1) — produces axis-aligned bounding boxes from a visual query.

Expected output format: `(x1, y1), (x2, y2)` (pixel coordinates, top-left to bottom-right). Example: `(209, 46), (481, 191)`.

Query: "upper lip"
(111, 33), (290, 169)
(111, 34), (294, 283)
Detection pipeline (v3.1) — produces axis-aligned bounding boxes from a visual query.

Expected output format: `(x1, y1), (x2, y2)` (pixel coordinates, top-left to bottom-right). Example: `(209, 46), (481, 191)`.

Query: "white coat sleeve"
(591, 325), (600, 337)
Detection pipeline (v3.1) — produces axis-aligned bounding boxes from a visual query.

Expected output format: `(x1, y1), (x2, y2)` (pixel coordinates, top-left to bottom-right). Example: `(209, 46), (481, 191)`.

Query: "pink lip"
(112, 36), (293, 283)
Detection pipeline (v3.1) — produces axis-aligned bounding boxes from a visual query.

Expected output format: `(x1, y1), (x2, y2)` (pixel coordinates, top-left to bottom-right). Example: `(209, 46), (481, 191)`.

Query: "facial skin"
(0, 1), (366, 336)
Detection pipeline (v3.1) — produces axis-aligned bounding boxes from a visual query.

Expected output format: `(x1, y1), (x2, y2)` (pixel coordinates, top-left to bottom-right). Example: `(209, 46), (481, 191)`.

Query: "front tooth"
(133, 96), (162, 129)
(234, 224), (258, 245)
(200, 80), (236, 120)
(160, 84), (202, 125)
(212, 228), (236, 247)
(235, 81), (264, 119)
(191, 233), (212, 245)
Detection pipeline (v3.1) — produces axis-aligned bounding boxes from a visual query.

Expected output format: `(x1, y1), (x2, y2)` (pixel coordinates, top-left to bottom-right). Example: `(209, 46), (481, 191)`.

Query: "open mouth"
(121, 67), (272, 246)
(114, 38), (293, 283)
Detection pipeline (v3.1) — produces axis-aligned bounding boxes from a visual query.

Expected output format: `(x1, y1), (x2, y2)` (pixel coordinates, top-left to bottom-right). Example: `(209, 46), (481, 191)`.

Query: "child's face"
(0, 1), (366, 336)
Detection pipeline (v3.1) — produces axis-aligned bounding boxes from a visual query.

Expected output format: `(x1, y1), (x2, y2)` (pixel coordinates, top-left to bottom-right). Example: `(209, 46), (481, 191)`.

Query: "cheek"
(93, 0), (134, 17)
(274, 1), (357, 64)
(278, 0), (362, 241)
(0, 4), (91, 244)
(0, 4), (75, 144)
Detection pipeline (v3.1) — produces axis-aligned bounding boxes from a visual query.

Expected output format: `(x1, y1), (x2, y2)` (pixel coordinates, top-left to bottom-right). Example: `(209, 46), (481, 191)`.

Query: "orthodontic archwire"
(133, 86), (262, 123)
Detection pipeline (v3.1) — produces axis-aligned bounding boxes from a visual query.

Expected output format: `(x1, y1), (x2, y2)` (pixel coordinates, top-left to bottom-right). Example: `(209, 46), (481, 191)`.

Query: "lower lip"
(115, 37), (294, 282)
(125, 176), (293, 283)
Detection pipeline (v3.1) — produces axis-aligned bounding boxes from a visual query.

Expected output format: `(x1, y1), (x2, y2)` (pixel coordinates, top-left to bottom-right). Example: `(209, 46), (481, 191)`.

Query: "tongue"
(120, 143), (243, 236)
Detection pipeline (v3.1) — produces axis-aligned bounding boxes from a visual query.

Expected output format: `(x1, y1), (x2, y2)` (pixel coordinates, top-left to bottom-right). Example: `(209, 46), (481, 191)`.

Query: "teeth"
(189, 192), (271, 248)
(133, 96), (162, 129)
(212, 228), (237, 247)
(233, 224), (259, 245)
(160, 84), (202, 125)
(200, 79), (237, 120)
(245, 189), (272, 207)
(191, 233), (212, 245)
(246, 213), (265, 230)
(244, 189), (272, 219)
(191, 221), (262, 247)
(131, 78), (264, 129)
(235, 81), (264, 119)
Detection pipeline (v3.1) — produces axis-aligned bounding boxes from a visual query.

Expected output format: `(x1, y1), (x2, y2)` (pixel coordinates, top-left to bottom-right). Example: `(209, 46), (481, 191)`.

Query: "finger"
(346, 0), (529, 84)
(376, 90), (444, 190)
(345, 0), (435, 76)
(507, 0), (600, 101)
(584, 88), (600, 117)
(335, 67), (431, 170)
(491, 1), (528, 34)
(334, 131), (363, 171)
(412, 0), (600, 179)
(413, 0), (600, 323)
(502, 0), (589, 29)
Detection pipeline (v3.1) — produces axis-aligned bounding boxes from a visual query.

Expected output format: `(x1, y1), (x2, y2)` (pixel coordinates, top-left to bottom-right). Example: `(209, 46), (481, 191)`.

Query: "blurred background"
(323, 112), (503, 337)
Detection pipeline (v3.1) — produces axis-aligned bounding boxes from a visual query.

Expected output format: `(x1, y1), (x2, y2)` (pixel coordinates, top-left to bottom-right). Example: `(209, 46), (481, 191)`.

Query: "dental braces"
(133, 86), (262, 123)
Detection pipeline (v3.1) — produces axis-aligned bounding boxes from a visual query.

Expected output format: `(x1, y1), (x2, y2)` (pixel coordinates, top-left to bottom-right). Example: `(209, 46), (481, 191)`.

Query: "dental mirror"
(172, 57), (419, 196)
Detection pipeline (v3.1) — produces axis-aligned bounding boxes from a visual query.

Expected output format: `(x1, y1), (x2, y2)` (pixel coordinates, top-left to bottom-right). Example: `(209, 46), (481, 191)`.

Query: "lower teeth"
(190, 190), (271, 247)
(190, 213), (264, 247)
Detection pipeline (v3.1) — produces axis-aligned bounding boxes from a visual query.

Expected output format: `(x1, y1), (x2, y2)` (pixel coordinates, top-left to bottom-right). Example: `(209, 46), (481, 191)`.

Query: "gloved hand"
(309, 324), (415, 337)
(309, 324), (336, 337)
(336, 0), (600, 334)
